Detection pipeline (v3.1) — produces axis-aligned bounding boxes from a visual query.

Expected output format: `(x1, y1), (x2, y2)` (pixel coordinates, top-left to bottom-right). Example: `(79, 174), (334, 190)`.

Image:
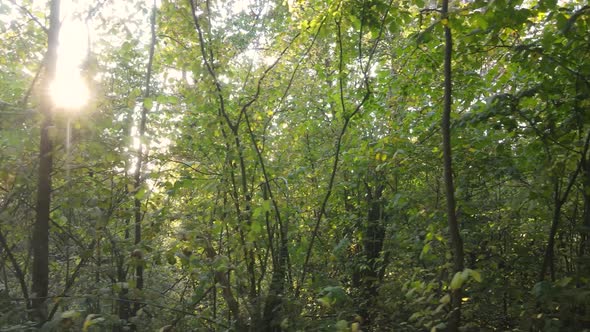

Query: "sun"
(49, 0), (90, 110)
(49, 73), (89, 110)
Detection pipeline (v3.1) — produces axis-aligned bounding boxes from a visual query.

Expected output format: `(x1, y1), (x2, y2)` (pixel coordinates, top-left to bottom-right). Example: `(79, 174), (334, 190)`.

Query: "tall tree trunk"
(31, 0), (60, 323)
(577, 132), (590, 258)
(440, 1), (465, 330)
(357, 183), (386, 327)
(580, 152), (590, 295)
(114, 173), (132, 331)
(539, 183), (563, 282)
(260, 182), (289, 332)
(581, 155), (590, 259)
(131, 0), (157, 318)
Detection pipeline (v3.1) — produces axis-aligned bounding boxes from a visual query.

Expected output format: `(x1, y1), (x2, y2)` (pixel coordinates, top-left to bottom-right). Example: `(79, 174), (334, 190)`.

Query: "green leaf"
(431, 322), (447, 332)
(450, 271), (464, 290)
(261, 199), (272, 212)
(83, 314), (105, 332)
(335, 320), (348, 331)
(470, 269), (482, 282)
(318, 296), (332, 308)
(251, 219), (262, 235)
(143, 97), (153, 110)
(135, 186), (147, 199)
(461, 268), (471, 281)
(61, 310), (79, 319)
(408, 312), (422, 321)
(472, 13), (488, 30)
(556, 277), (572, 287)
(168, 95), (179, 105)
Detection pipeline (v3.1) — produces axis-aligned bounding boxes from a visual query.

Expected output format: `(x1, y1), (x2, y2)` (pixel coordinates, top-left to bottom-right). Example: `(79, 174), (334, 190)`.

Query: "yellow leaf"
(441, 18), (449, 26)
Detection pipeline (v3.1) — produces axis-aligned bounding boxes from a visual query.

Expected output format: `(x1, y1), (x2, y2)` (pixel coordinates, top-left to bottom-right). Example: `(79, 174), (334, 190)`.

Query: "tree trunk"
(260, 183), (288, 332)
(31, 0), (60, 323)
(358, 183), (386, 326)
(131, 0), (157, 319)
(539, 184), (562, 282)
(581, 168), (590, 257)
(579, 135), (590, 263)
(441, 1), (465, 330)
(539, 135), (587, 282)
(204, 246), (246, 330)
(114, 254), (130, 332)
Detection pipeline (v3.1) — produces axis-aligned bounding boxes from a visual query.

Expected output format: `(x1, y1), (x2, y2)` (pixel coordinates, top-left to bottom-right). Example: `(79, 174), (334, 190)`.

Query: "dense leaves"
(1, 0), (590, 331)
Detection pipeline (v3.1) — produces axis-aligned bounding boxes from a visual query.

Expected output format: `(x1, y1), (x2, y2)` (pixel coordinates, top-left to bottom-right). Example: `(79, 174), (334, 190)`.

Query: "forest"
(0, 0), (589, 331)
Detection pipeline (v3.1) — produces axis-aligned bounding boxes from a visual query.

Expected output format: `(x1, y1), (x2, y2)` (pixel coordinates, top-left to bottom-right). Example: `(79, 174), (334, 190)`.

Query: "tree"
(440, 0), (464, 330)
(31, 0), (60, 323)
(2, 0), (590, 331)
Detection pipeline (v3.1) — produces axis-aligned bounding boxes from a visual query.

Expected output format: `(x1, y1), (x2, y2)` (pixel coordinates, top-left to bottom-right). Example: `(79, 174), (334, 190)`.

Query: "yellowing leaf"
(441, 18), (449, 26)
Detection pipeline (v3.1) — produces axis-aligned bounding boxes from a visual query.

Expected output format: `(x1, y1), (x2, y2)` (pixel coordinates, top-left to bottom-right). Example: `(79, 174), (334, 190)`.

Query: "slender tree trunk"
(578, 155), (590, 326)
(115, 254), (130, 331)
(115, 174), (131, 331)
(539, 184), (562, 282)
(203, 246), (245, 330)
(0, 230), (28, 304)
(539, 134), (588, 282)
(581, 157), (590, 258)
(131, 0), (157, 319)
(31, 0), (60, 323)
(440, 1), (465, 330)
(358, 183), (386, 327)
(260, 183), (289, 332)
(578, 133), (590, 267)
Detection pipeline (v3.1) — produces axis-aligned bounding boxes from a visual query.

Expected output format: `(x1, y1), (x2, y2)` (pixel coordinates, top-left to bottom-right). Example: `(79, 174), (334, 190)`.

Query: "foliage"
(1, 0), (590, 331)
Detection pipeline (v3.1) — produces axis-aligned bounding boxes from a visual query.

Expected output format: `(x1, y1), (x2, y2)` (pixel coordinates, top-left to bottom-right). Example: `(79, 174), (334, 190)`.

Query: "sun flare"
(49, 0), (90, 110)
(49, 74), (89, 110)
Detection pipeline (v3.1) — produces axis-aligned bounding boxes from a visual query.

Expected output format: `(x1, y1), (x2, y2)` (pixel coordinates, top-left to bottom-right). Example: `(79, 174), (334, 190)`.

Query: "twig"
(8, 0), (49, 34)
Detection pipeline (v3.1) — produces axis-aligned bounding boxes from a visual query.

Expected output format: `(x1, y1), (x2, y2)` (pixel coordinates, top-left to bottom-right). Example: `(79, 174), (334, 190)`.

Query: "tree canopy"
(1, 0), (589, 331)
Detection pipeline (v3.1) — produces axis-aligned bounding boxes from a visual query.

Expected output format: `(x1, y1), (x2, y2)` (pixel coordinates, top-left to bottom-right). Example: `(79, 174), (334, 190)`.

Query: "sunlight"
(50, 0), (89, 110)
(49, 73), (89, 110)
